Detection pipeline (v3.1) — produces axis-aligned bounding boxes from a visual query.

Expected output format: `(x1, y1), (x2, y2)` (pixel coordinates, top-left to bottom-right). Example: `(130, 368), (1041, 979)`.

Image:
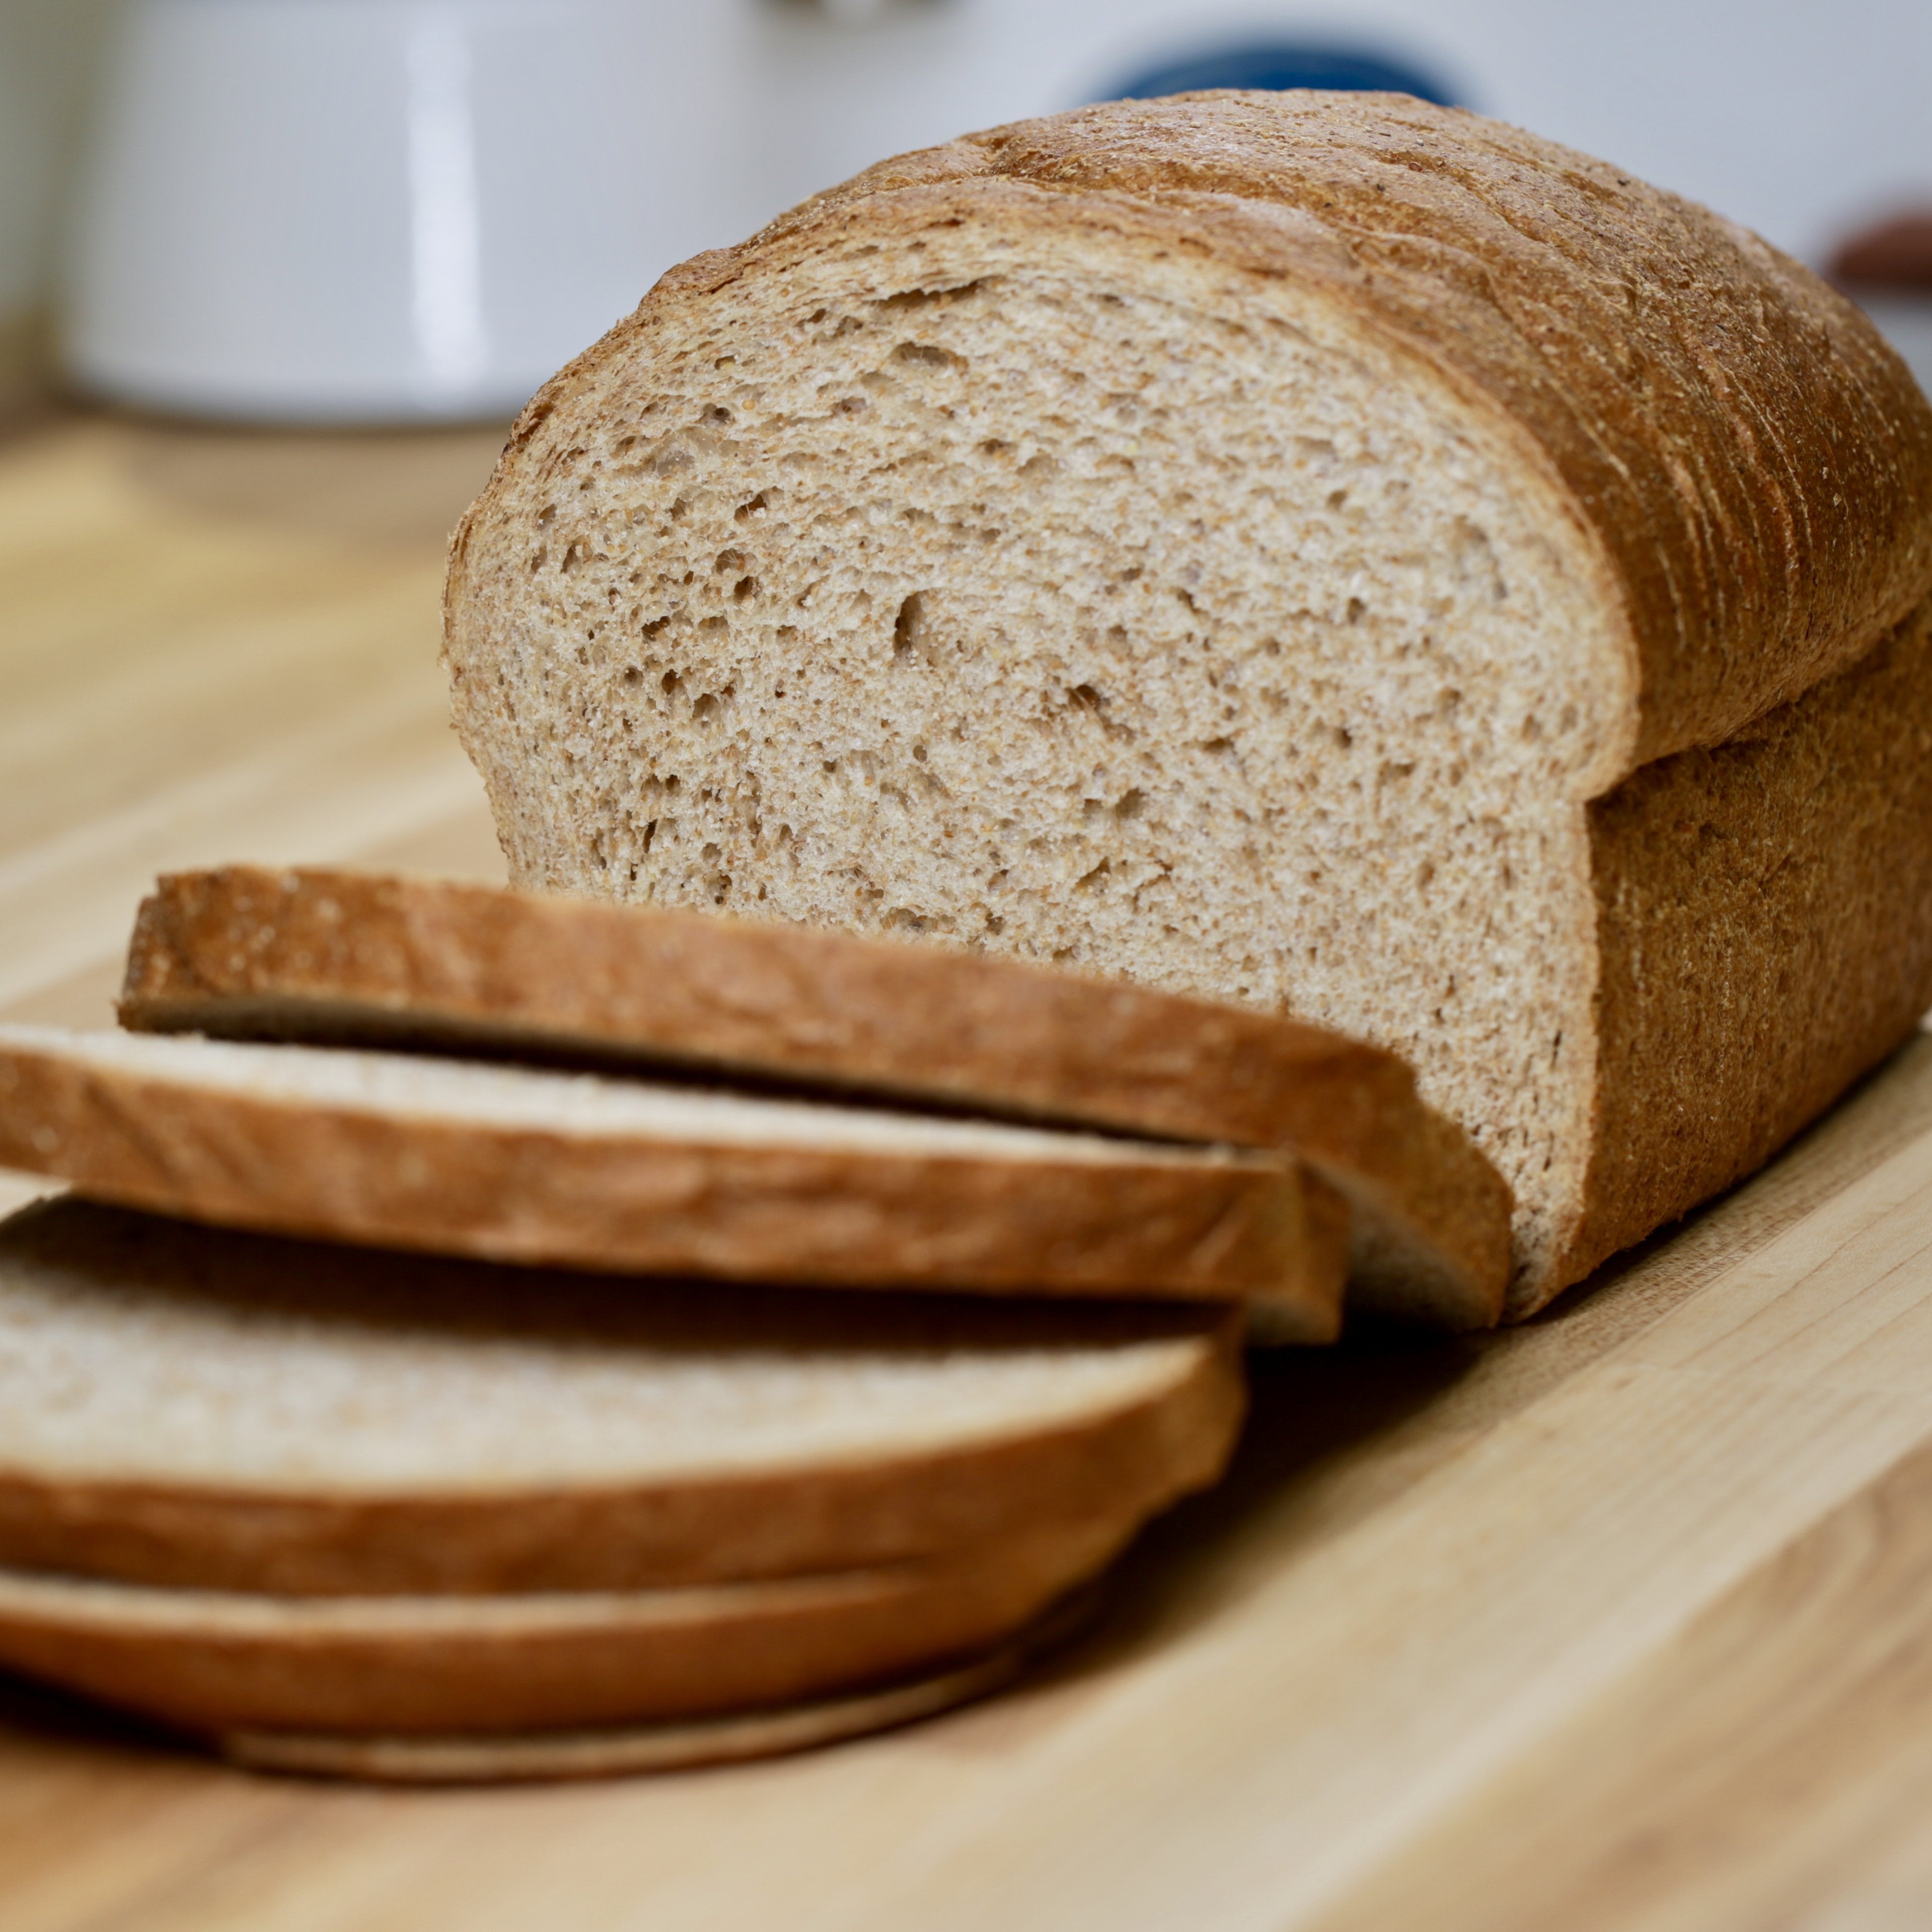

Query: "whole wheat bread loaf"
(0, 1197), (1239, 1594)
(120, 864), (1511, 1325)
(0, 1517), (1118, 1737)
(0, 1024), (1344, 1328)
(442, 91), (1932, 1313)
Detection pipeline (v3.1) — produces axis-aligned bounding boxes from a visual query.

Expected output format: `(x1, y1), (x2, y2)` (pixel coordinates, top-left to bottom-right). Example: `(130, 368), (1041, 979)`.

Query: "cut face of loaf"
(443, 93), (1932, 1309)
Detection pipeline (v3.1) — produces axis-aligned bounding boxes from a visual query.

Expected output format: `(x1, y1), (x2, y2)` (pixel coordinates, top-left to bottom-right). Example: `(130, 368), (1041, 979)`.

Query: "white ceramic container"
(62, 0), (764, 423)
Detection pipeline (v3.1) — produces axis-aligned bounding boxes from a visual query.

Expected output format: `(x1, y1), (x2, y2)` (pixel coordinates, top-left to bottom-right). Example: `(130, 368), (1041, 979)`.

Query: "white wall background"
(3, 0), (1927, 350)
(752, 0), (1932, 267)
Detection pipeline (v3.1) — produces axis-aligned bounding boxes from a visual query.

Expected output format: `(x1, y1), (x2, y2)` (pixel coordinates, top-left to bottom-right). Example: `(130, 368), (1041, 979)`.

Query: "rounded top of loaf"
(495, 91), (1932, 770)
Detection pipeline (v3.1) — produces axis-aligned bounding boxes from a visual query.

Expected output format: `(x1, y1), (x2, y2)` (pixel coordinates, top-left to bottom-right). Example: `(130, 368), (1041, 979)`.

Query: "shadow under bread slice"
(0, 1514), (1125, 1742)
(0, 1024), (1344, 1331)
(120, 866), (1510, 1328)
(0, 1198), (1241, 1595)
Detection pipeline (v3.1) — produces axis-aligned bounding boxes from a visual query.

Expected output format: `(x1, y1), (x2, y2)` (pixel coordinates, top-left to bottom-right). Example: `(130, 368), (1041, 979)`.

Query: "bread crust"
(0, 1199), (1243, 1594)
(0, 1030), (1345, 1328)
(470, 91), (1932, 779)
(119, 866), (1512, 1327)
(1553, 598), (1932, 1302)
(0, 1520), (1119, 1736)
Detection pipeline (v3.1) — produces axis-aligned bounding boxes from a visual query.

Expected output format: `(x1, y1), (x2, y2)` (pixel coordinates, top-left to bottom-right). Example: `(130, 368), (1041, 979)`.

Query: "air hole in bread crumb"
(880, 278), (987, 312)
(692, 693), (720, 726)
(735, 492), (771, 522)
(661, 671), (682, 697)
(1346, 598), (1366, 624)
(621, 667), (642, 687)
(1114, 788), (1146, 820)
(714, 549), (746, 575)
(703, 406), (733, 425)
(979, 438), (1012, 457)
(893, 341), (967, 372)
(836, 395), (869, 416)
(893, 593), (926, 660)
(734, 577), (759, 601)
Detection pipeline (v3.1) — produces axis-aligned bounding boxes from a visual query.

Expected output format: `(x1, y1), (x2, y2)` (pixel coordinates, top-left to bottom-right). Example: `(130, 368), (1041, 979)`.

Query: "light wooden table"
(7, 407), (1932, 1932)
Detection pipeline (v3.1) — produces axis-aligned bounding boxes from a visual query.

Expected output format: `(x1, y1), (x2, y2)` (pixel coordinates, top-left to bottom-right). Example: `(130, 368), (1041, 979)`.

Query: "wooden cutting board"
(5, 409), (1932, 1932)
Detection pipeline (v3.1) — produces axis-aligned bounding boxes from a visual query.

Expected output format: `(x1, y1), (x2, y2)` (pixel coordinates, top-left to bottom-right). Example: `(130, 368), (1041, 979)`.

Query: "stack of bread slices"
(0, 865), (1508, 1780)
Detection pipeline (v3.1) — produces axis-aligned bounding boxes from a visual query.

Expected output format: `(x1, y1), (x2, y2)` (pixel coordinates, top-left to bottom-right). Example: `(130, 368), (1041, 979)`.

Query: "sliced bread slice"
(0, 1025), (1343, 1327)
(119, 866), (1511, 1327)
(219, 1601), (1087, 1781)
(0, 1517), (1119, 1738)
(0, 1197), (1240, 1594)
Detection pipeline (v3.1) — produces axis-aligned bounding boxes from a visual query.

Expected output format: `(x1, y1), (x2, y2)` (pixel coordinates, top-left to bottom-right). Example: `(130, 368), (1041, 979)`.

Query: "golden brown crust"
(597, 92), (1932, 769)
(118, 866), (1512, 1326)
(0, 1033), (1343, 1327)
(0, 1200), (1243, 1595)
(1550, 599), (1932, 1305)
(0, 1521), (1118, 1737)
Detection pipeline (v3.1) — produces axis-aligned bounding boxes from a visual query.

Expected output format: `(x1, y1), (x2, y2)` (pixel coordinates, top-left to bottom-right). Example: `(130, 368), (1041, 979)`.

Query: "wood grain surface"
(6, 409), (1932, 1930)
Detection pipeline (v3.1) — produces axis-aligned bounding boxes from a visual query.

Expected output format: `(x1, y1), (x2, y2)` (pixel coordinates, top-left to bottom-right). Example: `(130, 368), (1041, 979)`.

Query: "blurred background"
(2, 0), (1930, 427)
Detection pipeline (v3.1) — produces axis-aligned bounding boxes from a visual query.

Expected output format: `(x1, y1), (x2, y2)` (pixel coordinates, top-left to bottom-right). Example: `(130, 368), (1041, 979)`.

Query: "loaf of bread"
(119, 863), (1511, 1325)
(444, 91), (1932, 1313)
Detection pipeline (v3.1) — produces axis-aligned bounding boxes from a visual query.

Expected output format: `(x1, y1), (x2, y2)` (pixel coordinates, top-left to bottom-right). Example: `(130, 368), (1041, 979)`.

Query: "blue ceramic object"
(1107, 41), (1459, 109)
